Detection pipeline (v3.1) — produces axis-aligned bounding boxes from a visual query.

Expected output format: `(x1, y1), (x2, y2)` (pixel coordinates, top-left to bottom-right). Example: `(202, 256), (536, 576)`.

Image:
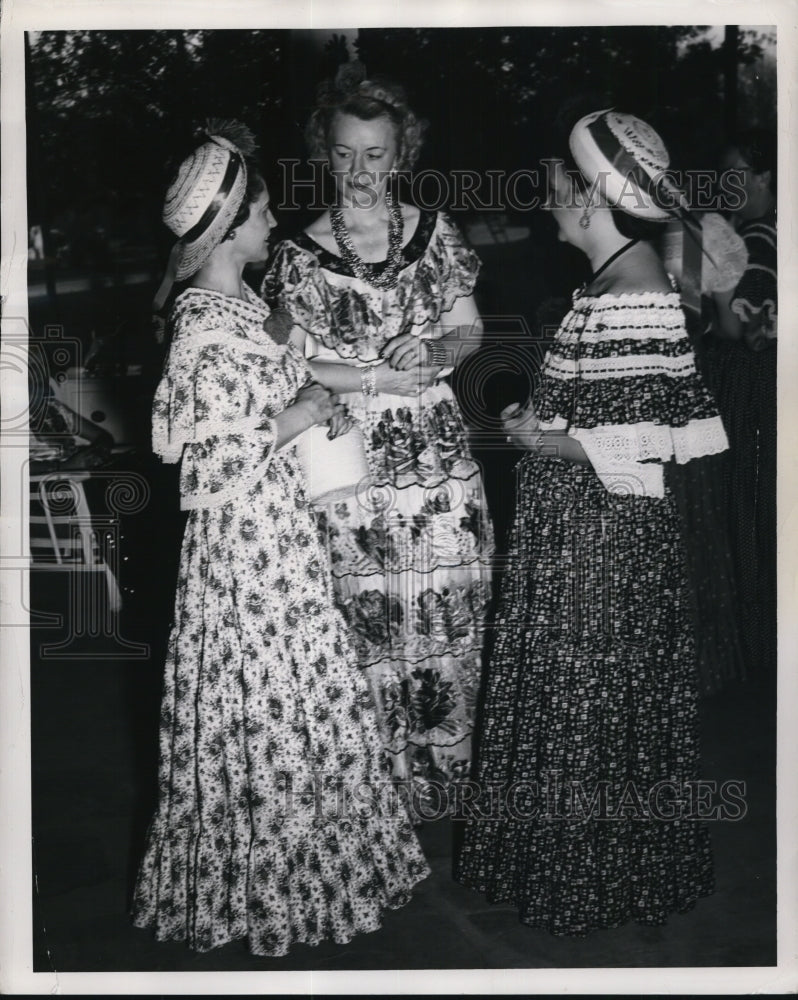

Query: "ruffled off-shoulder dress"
(131, 284), (429, 956)
(263, 210), (495, 812)
(455, 287), (726, 934)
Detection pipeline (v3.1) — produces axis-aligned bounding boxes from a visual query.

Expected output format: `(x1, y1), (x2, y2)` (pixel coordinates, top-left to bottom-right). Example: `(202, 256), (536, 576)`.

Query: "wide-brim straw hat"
(568, 109), (688, 220)
(162, 133), (248, 281)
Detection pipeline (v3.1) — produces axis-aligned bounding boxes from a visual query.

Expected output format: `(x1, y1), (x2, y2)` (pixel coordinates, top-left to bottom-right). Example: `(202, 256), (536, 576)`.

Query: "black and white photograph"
(0, 0), (795, 993)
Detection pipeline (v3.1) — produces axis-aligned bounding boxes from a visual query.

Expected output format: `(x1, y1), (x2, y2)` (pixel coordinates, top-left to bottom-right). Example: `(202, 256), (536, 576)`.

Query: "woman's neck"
(582, 239), (670, 296)
(192, 255), (246, 299)
(338, 193), (389, 230)
(584, 230), (632, 275)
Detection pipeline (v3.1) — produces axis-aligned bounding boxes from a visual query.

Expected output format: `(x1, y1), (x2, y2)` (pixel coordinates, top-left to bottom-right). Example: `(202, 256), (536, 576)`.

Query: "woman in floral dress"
(131, 121), (428, 956)
(263, 68), (494, 812)
(456, 111), (725, 933)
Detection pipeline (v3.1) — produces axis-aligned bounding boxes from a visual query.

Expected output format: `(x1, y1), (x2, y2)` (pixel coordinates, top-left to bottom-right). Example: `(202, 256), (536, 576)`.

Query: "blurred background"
(26, 26), (776, 378)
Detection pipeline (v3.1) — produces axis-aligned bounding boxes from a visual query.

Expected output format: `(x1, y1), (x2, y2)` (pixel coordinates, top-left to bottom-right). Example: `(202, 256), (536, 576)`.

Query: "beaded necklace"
(329, 186), (405, 290)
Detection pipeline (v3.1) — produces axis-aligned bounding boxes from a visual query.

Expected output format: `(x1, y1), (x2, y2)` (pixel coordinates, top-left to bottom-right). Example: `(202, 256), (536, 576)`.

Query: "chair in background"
(29, 471), (122, 613)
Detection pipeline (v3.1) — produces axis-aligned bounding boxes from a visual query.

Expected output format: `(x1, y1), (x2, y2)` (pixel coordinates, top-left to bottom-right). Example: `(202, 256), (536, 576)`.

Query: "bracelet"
(424, 340), (449, 367)
(360, 365), (378, 397)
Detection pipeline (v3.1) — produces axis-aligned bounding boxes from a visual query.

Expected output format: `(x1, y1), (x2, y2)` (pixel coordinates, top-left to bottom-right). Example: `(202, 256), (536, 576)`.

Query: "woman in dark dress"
(455, 111), (726, 934)
(706, 129), (777, 681)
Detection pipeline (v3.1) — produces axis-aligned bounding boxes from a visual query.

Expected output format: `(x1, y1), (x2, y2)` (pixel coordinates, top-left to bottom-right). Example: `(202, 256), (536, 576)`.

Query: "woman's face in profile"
(327, 112), (399, 207)
(543, 159), (588, 250)
(233, 185), (277, 265)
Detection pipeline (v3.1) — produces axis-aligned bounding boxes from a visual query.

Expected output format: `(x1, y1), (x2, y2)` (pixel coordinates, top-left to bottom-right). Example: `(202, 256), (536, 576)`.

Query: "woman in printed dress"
(455, 111), (725, 933)
(131, 121), (429, 957)
(263, 67), (494, 814)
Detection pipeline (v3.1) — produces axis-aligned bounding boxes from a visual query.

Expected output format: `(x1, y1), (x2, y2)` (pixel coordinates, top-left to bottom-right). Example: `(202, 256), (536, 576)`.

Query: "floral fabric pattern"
(262, 211), (481, 362)
(455, 455), (715, 934)
(264, 211), (494, 806)
(455, 289), (717, 933)
(132, 285), (429, 956)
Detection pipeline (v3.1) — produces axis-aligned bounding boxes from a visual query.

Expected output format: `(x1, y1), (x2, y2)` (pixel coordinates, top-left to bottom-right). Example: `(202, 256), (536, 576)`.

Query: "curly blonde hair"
(305, 64), (426, 172)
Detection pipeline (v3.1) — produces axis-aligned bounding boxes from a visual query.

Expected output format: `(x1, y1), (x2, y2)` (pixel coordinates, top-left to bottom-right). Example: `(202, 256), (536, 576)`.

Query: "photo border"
(2, 0), (796, 993)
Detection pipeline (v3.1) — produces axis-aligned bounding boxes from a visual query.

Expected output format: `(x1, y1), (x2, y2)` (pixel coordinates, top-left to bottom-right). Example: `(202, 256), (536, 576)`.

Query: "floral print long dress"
(131, 285), (429, 956)
(455, 289), (723, 934)
(263, 211), (495, 810)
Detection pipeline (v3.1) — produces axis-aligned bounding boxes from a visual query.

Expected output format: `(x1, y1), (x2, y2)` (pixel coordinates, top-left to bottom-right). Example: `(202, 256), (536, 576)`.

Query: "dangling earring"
(579, 208), (592, 229)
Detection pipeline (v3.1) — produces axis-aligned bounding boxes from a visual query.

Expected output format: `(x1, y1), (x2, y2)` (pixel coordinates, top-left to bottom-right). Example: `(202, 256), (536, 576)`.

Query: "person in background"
(658, 205), (750, 695)
(131, 120), (429, 957)
(706, 127), (777, 680)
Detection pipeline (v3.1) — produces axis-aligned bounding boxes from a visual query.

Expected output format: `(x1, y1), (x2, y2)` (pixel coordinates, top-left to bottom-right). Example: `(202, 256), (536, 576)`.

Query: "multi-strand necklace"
(329, 186), (405, 290)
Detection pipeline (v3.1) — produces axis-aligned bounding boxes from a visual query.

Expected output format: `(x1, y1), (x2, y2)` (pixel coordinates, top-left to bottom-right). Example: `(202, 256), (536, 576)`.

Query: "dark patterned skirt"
(702, 338), (777, 679)
(455, 455), (714, 935)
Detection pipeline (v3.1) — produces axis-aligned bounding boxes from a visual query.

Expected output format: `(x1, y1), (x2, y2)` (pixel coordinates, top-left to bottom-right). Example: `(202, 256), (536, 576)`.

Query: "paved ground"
(29, 577), (775, 974)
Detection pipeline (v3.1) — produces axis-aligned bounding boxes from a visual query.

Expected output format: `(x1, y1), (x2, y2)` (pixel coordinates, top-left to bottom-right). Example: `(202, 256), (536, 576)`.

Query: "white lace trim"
(180, 428), (277, 511)
(545, 352), (697, 380)
(153, 414), (267, 464)
(540, 416), (729, 497)
(574, 289), (681, 304)
(558, 320), (684, 345)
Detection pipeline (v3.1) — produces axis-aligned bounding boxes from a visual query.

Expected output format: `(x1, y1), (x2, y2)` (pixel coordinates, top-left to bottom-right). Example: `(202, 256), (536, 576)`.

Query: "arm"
(42, 392), (114, 470)
(381, 293), (484, 372)
(502, 404), (589, 465)
(430, 293), (484, 367)
(308, 358), (443, 397)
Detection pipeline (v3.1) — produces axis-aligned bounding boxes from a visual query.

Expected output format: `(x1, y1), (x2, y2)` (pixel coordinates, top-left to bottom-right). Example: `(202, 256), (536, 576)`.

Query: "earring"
(579, 209), (592, 229)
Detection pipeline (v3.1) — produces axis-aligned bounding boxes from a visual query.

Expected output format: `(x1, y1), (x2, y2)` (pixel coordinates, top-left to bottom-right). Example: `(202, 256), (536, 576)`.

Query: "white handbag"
(293, 421), (371, 505)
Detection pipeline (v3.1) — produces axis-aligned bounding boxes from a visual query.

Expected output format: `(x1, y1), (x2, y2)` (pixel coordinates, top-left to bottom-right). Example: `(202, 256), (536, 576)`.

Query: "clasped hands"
(295, 382), (353, 439)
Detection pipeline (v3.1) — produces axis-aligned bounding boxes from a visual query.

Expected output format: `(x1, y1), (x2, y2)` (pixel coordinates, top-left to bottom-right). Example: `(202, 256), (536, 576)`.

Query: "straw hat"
(568, 109), (688, 220)
(162, 133), (248, 281)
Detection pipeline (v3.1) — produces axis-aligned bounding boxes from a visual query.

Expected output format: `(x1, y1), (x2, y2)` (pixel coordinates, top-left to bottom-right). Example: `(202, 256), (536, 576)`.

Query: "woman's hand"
(381, 330), (428, 371)
(501, 403), (589, 464)
(325, 399), (354, 440)
(502, 402), (541, 450)
(294, 382), (353, 439)
(294, 382), (338, 426)
(373, 361), (441, 397)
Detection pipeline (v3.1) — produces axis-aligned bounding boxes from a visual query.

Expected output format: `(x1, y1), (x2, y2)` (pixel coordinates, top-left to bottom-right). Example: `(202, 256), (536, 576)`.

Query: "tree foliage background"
(26, 25), (776, 252)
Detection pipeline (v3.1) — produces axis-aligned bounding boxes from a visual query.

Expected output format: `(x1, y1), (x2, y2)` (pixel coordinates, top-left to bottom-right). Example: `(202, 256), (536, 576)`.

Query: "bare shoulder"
(400, 202), (420, 227)
(304, 211), (338, 254)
